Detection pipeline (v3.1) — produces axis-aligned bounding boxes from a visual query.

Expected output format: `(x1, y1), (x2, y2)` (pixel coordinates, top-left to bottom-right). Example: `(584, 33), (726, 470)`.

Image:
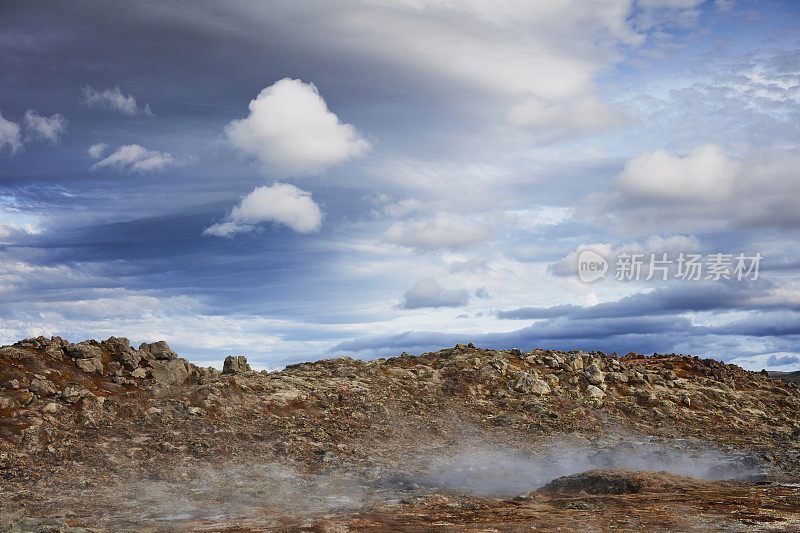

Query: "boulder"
(65, 342), (102, 359)
(562, 353), (585, 372)
(75, 357), (103, 374)
(223, 355), (252, 374)
(512, 372), (551, 395)
(101, 337), (130, 353)
(139, 341), (178, 361)
(28, 377), (56, 397)
(588, 372), (605, 386)
(117, 349), (142, 371)
(585, 363), (603, 375)
(606, 372), (629, 384)
(148, 358), (191, 385)
(586, 385), (606, 400)
(538, 470), (645, 495)
(131, 367), (147, 379)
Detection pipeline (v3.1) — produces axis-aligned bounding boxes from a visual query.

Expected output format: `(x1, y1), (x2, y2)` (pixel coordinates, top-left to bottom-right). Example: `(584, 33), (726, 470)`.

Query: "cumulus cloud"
(603, 145), (800, 234)
(400, 278), (469, 309)
(82, 86), (153, 116)
(23, 110), (67, 144)
(90, 144), (176, 173)
(616, 144), (738, 203)
(225, 78), (371, 175)
(508, 94), (625, 137)
(384, 213), (491, 251)
(203, 183), (323, 237)
(0, 111), (22, 153)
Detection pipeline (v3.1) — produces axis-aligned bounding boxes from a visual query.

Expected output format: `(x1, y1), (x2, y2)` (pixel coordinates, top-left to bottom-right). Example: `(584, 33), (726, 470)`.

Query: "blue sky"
(1, 0), (799, 371)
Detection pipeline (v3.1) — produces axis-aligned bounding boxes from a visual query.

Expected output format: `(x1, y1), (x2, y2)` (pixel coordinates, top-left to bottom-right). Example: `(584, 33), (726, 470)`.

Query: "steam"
(411, 439), (766, 497)
(23, 438), (767, 529)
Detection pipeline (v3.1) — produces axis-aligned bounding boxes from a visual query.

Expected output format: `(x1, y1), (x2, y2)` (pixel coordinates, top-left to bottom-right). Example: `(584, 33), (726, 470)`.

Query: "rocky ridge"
(2, 337), (800, 531)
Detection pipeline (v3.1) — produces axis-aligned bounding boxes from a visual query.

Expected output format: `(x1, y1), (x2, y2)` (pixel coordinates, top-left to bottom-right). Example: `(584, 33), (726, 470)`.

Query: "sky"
(1, 0), (799, 371)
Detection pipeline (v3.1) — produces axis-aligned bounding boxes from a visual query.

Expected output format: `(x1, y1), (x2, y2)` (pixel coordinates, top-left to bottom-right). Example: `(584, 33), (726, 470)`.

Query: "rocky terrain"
(1, 337), (800, 531)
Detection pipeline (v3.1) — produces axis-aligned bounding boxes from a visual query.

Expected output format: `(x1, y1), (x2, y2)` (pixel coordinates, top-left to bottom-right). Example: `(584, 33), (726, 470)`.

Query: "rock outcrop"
(223, 355), (251, 374)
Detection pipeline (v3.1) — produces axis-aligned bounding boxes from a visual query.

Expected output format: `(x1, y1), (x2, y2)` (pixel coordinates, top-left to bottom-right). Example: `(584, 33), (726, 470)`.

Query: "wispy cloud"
(23, 110), (67, 144)
(89, 144), (176, 173)
(0, 111), (22, 153)
(82, 86), (153, 116)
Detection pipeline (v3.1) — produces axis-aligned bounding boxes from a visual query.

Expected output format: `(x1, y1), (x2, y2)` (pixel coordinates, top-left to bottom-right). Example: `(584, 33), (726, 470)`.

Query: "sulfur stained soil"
(1, 337), (800, 531)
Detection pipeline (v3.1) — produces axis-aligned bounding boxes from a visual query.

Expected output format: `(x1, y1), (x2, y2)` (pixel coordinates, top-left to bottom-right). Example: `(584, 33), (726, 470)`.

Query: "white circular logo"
(577, 249), (608, 283)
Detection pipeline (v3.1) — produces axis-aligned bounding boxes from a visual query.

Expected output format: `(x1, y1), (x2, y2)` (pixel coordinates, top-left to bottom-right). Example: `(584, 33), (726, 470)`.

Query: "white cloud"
(603, 145), (800, 234)
(82, 86), (153, 116)
(400, 277), (469, 309)
(203, 183), (323, 237)
(88, 143), (108, 159)
(225, 78), (371, 175)
(384, 213), (491, 251)
(90, 144), (176, 173)
(23, 110), (67, 144)
(508, 94), (625, 137)
(615, 144), (738, 203)
(0, 111), (22, 153)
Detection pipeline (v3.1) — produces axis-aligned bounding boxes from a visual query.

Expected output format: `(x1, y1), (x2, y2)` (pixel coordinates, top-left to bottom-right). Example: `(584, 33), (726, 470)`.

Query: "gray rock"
(542, 356), (559, 369)
(139, 341), (178, 360)
(148, 358), (191, 385)
(102, 336), (130, 353)
(65, 342), (102, 359)
(588, 372), (605, 385)
(130, 367), (147, 379)
(605, 372), (628, 383)
(61, 386), (87, 403)
(117, 348), (142, 371)
(29, 377), (56, 397)
(586, 385), (606, 400)
(512, 372), (551, 395)
(585, 363), (603, 375)
(75, 357), (103, 374)
(223, 355), (252, 374)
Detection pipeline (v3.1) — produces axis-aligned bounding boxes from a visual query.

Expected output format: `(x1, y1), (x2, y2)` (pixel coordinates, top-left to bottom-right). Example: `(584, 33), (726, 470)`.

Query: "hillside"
(2, 337), (800, 531)
(770, 370), (800, 384)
